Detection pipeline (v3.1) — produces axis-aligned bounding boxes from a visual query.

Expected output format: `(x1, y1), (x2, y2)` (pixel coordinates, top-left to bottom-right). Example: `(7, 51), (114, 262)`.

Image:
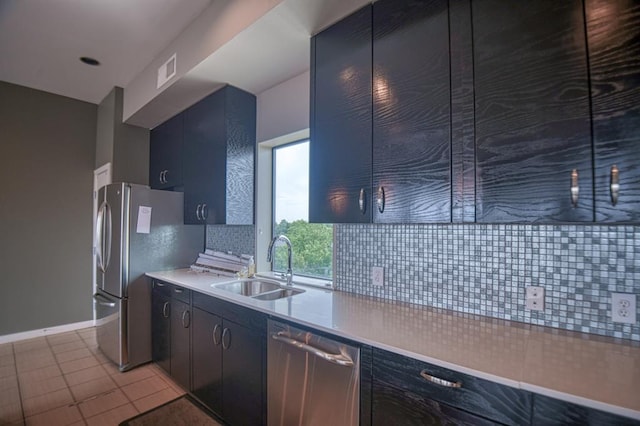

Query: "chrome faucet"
(267, 235), (293, 286)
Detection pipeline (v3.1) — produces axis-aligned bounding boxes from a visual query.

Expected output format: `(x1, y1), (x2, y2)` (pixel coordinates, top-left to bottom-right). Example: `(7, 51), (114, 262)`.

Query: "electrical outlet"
(525, 286), (544, 311)
(372, 266), (384, 287)
(611, 293), (637, 324)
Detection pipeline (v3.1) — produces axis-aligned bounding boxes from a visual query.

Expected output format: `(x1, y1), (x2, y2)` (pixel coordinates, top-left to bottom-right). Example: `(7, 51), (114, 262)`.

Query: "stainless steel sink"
(214, 279), (281, 296)
(253, 288), (305, 301)
(213, 278), (305, 300)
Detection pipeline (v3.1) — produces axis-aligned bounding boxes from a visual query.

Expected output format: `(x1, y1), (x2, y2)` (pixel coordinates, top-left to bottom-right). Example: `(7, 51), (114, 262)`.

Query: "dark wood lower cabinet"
(152, 285), (636, 426)
(151, 291), (170, 374)
(221, 320), (265, 426)
(372, 381), (501, 426)
(532, 394), (640, 426)
(191, 307), (223, 416)
(170, 298), (191, 391)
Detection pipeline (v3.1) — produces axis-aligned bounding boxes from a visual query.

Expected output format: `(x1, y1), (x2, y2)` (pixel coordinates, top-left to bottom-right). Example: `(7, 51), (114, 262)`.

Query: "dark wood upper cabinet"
(587, 0), (640, 222)
(183, 85), (256, 225)
(309, 5), (372, 224)
(150, 113), (183, 190)
(473, 0), (593, 222)
(372, 0), (451, 223)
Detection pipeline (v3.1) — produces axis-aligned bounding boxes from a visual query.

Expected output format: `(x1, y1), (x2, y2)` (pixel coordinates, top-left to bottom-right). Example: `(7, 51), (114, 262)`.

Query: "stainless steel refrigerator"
(93, 182), (202, 371)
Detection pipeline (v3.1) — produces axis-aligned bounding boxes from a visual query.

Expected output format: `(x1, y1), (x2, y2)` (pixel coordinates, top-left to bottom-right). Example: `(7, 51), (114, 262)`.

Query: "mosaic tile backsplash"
(206, 225), (255, 256)
(335, 224), (640, 342)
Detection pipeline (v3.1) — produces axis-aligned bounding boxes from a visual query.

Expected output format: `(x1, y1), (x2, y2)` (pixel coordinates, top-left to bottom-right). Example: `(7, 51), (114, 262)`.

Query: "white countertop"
(147, 268), (640, 420)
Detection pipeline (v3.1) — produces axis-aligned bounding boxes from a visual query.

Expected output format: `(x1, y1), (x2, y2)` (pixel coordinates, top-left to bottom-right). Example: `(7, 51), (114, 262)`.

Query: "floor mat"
(119, 395), (222, 426)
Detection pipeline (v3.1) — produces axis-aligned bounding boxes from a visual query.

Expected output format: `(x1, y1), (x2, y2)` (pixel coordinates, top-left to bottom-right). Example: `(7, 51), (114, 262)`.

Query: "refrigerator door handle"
(96, 201), (106, 272)
(93, 292), (116, 307)
(104, 202), (113, 270)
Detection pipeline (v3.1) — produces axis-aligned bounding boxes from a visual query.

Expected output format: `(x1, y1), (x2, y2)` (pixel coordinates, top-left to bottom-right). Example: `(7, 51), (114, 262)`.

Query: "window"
(272, 140), (333, 280)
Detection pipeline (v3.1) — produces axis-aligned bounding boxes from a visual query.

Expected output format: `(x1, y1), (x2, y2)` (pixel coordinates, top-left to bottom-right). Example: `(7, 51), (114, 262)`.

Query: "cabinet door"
(372, 0), (451, 223)
(372, 381), (500, 426)
(473, 0), (593, 222)
(183, 90), (226, 225)
(151, 290), (171, 374)
(310, 5), (372, 223)
(222, 320), (265, 426)
(587, 0), (640, 222)
(170, 298), (191, 390)
(150, 113), (183, 190)
(191, 307), (223, 416)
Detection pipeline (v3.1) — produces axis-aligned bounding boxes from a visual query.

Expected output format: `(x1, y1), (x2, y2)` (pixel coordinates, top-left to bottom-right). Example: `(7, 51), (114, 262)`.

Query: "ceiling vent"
(157, 53), (177, 89)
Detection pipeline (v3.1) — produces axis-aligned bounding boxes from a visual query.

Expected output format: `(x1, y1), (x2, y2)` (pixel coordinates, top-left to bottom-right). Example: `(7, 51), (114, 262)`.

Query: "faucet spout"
(267, 235), (293, 286)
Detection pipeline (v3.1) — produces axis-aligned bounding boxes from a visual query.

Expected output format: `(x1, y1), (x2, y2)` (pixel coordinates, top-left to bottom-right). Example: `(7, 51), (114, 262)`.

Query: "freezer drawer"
(94, 290), (126, 368)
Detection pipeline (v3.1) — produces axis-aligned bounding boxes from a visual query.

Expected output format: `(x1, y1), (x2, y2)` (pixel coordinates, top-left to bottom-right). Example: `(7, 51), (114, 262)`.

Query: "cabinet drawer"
(372, 381), (500, 426)
(372, 348), (531, 425)
(193, 291), (225, 315)
(152, 280), (172, 298)
(171, 285), (190, 303)
(532, 394), (639, 426)
(192, 291), (266, 333)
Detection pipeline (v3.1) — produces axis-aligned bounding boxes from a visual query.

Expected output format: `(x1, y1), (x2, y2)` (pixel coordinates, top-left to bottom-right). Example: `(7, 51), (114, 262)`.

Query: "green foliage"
(272, 220), (333, 279)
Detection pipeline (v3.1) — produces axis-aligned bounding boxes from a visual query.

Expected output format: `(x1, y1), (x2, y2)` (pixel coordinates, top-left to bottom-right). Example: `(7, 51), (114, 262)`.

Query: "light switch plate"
(611, 293), (637, 324)
(525, 286), (544, 311)
(372, 266), (384, 287)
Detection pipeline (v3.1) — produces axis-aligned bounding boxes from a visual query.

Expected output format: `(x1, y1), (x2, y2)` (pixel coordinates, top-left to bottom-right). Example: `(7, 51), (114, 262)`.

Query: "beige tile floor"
(0, 327), (185, 426)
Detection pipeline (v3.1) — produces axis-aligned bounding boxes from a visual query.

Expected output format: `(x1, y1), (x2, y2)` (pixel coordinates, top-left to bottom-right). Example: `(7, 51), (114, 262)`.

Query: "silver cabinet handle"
(377, 186), (385, 213)
(570, 169), (579, 208)
(162, 301), (170, 318)
(93, 293), (116, 307)
(212, 324), (221, 346)
(159, 171), (163, 184)
(610, 165), (620, 206)
(202, 204), (207, 220)
(271, 332), (354, 367)
(196, 204), (202, 221)
(163, 170), (168, 184)
(420, 370), (462, 388)
(155, 282), (165, 287)
(174, 288), (183, 294)
(181, 310), (190, 328)
(222, 328), (231, 350)
(358, 188), (366, 214)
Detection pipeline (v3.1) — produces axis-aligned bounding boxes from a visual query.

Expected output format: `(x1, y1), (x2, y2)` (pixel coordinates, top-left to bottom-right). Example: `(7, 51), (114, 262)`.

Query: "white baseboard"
(0, 320), (96, 344)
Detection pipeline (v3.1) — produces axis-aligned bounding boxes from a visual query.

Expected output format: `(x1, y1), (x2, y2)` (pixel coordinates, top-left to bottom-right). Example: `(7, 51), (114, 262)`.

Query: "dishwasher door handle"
(271, 332), (354, 367)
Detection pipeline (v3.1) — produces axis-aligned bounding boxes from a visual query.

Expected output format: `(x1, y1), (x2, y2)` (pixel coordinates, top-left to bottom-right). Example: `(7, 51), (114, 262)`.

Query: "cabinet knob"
(377, 186), (385, 213)
(570, 169), (579, 208)
(610, 165), (620, 206)
(358, 188), (367, 214)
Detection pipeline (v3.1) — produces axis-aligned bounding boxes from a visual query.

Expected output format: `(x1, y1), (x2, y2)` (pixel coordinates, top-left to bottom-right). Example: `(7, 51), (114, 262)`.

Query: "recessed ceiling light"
(80, 57), (100, 66)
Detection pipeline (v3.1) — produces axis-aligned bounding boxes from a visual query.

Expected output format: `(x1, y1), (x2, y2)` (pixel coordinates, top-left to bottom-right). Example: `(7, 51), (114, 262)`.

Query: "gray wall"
(0, 81), (97, 335)
(96, 87), (149, 185)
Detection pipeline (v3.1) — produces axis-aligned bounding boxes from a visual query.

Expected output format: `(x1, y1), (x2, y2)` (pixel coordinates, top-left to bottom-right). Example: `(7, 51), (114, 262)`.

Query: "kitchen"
(1, 0), (639, 425)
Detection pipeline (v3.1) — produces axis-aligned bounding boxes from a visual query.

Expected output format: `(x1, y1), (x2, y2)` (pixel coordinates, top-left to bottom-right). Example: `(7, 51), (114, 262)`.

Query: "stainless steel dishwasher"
(268, 320), (360, 426)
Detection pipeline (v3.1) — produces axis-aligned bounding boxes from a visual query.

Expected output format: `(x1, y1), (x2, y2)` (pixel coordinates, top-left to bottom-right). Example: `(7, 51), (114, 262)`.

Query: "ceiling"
(0, 0), (213, 105)
(0, 0), (370, 128)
